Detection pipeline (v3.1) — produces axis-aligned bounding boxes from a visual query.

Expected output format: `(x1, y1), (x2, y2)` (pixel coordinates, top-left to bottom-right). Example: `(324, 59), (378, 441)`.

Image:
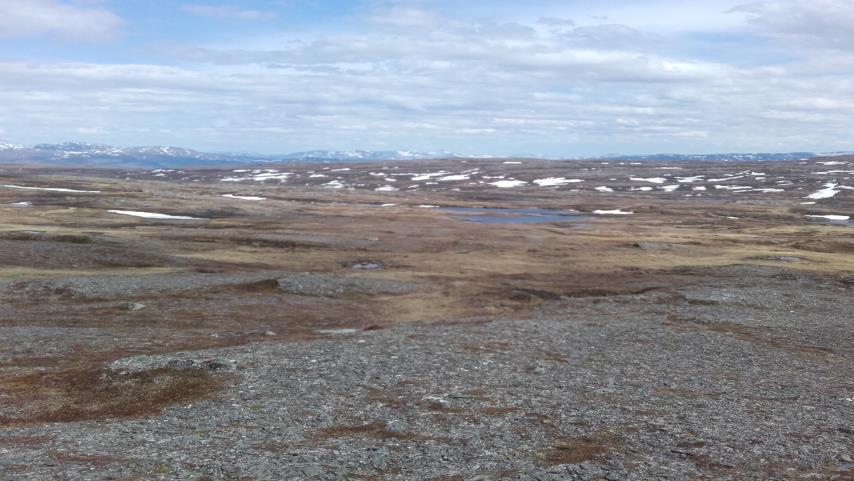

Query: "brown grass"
(540, 351), (569, 363)
(537, 433), (622, 466)
(479, 406), (520, 416)
(48, 449), (116, 467)
(0, 434), (55, 448)
(0, 366), (228, 426)
(365, 387), (406, 409)
(310, 421), (414, 441)
(655, 387), (702, 399)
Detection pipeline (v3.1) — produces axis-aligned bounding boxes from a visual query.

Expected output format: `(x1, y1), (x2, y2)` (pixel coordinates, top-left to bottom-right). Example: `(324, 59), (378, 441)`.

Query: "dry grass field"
(0, 157), (851, 480)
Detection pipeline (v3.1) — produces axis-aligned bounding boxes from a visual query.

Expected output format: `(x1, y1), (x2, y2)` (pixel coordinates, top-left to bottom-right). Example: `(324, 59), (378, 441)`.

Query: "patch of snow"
(676, 176), (704, 183)
(438, 174), (470, 182)
(316, 328), (359, 335)
(375, 185), (398, 192)
(222, 194), (266, 200)
(708, 175), (746, 182)
(3, 184), (100, 193)
(806, 214), (850, 221)
(661, 185), (680, 192)
(806, 183), (840, 200)
(9, 201), (32, 207)
(322, 180), (344, 189)
(595, 186), (614, 192)
(533, 177), (582, 187)
(251, 172), (291, 181)
(629, 177), (666, 184)
(489, 179), (528, 188)
(593, 209), (634, 215)
(108, 210), (200, 220)
(411, 172), (447, 181)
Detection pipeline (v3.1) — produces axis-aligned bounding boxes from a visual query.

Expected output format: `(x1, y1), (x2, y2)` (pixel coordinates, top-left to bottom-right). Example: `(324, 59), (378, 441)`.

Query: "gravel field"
(1, 267), (851, 481)
(0, 271), (415, 302)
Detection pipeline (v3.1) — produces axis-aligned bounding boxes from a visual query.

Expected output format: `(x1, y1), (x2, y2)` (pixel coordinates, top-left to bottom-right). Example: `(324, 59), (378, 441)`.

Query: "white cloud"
(537, 17), (575, 27)
(371, 6), (438, 28)
(1, 1), (854, 155)
(731, 0), (854, 51)
(0, 0), (122, 41)
(183, 4), (277, 21)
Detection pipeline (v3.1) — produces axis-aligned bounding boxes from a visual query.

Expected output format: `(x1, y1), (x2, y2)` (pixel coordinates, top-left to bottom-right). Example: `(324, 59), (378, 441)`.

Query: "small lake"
(813, 219), (854, 227)
(441, 207), (592, 224)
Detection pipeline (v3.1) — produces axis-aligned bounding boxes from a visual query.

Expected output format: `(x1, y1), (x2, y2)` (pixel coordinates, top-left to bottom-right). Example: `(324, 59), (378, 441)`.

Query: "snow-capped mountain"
(0, 142), (266, 168)
(0, 141), (848, 168)
(33, 143), (225, 161)
(280, 150), (455, 162)
(0, 143), (456, 168)
(603, 152), (817, 162)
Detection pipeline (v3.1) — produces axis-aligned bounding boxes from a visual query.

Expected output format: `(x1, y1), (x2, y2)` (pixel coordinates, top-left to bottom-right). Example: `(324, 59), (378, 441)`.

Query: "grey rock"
(106, 353), (237, 374)
(276, 273), (415, 297)
(301, 464), (324, 477)
(125, 302), (146, 311)
(386, 419), (408, 434)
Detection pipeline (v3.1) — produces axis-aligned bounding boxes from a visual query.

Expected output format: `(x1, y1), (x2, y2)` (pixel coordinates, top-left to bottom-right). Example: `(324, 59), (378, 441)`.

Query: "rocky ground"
(0, 158), (851, 480)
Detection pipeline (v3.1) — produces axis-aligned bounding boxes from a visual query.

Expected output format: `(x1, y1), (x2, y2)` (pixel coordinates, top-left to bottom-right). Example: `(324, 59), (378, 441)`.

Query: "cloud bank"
(0, 0), (853, 156)
(0, 0), (122, 41)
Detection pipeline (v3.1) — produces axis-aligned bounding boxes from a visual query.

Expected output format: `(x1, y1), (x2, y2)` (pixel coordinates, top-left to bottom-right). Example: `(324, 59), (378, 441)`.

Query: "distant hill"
(0, 142), (456, 168)
(280, 150), (455, 162)
(602, 152), (820, 162)
(0, 141), (850, 168)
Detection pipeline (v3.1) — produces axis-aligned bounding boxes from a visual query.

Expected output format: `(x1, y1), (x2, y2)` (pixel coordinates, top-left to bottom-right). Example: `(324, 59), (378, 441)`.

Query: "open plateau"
(0, 155), (852, 481)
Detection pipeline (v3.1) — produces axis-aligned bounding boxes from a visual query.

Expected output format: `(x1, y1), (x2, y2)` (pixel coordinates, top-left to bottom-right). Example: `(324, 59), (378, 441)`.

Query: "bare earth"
(0, 157), (852, 480)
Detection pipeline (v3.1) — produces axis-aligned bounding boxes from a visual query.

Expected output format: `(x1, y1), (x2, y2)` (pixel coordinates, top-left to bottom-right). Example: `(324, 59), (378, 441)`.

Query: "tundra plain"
(0, 157), (852, 481)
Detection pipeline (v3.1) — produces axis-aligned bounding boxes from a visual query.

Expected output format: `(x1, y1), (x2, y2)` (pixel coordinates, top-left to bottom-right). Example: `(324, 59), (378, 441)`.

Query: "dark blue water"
(352, 262), (382, 269)
(824, 219), (854, 227)
(807, 217), (853, 227)
(441, 207), (592, 224)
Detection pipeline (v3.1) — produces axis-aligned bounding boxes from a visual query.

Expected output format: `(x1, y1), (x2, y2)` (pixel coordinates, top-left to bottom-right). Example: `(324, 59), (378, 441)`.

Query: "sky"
(1, 0), (854, 156)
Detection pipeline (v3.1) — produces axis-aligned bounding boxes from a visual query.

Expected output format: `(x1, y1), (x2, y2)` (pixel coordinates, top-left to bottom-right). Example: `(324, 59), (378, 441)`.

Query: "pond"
(440, 207), (592, 224)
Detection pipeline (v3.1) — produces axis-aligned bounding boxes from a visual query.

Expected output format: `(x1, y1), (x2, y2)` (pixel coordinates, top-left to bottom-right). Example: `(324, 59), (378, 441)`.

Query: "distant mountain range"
(0, 142), (456, 168)
(273, 149), (455, 162)
(603, 152), (822, 162)
(0, 141), (850, 168)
